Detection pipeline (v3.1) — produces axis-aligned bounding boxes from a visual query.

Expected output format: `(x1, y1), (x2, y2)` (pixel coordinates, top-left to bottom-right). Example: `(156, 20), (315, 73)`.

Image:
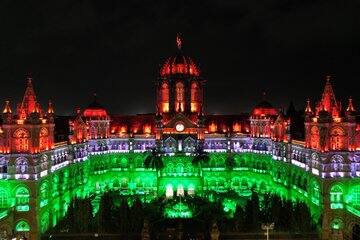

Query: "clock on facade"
(175, 123), (185, 132)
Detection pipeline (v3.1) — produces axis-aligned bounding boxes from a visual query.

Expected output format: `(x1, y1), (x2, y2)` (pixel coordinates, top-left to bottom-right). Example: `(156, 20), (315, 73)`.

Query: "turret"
(2, 100), (13, 124)
(305, 98), (313, 121)
(47, 100), (55, 123)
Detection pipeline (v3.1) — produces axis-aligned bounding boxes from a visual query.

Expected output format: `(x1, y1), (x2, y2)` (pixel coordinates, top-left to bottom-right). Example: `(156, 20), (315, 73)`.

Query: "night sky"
(0, 0), (358, 115)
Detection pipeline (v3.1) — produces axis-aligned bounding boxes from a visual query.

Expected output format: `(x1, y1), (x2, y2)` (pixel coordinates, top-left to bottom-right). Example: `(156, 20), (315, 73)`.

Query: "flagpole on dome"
(176, 34), (182, 50)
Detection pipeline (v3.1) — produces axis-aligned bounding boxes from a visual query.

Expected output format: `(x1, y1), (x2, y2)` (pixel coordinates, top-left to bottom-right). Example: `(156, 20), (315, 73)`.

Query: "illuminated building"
(0, 38), (359, 240)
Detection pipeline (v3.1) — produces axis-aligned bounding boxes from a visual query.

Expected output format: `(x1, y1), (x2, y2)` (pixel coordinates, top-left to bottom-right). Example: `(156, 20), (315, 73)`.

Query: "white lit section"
(312, 168), (319, 176)
(178, 140), (182, 152)
(51, 160), (69, 172)
(291, 160), (306, 169)
(166, 184), (173, 198)
(15, 174), (29, 180)
(177, 185), (185, 197)
(40, 170), (48, 177)
(188, 185), (195, 196)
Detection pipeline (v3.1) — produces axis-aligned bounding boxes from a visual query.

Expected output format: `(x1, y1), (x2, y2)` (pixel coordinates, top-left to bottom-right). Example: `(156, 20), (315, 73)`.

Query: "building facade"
(0, 39), (359, 239)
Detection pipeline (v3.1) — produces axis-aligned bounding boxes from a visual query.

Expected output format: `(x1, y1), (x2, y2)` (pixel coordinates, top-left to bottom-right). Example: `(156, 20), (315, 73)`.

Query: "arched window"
(310, 180), (320, 205)
(41, 154), (48, 171)
(13, 128), (30, 152)
(15, 220), (30, 232)
(16, 157), (28, 176)
(330, 185), (343, 209)
(350, 186), (360, 208)
(40, 181), (49, 207)
(160, 82), (169, 112)
(310, 126), (319, 149)
(52, 175), (59, 197)
(0, 157), (7, 174)
(90, 126), (96, 139)
(331, 155), (344, 172)
(175, 82), (185, 112)
(40, 212), (49, 233)
(190, 82), (200, 112)
(39, 127), (49, 151)
(330, 127), (345, 150)
(0, 188), (8, 208)
(330, 218), (344, 230)
(15, 186), (30, 211)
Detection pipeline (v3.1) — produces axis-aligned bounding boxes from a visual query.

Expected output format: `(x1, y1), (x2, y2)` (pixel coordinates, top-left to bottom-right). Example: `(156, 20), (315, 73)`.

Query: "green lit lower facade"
(0, 137), (360, 239)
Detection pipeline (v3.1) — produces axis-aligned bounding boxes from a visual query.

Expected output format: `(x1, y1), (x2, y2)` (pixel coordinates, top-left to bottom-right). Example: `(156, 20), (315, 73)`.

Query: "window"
(15, 220), (30, 232)
(13, 128), (30, 152)
(0, 189), (8, 208)
(0, 158), (7, 174)
(330, 185), (343, 209)
(351, 186), (360, 208)
(40, 212), (49, 233)
(310, 126), (319, 149)
(175, 82), (185, 112)
(39, 127), (49, 151)
(311, 181), (320, 205)
(16, 158), (28, 175)
(160, 82), (169, 112)
(330, 127), (345, 150)
(15, 187), (30, 211)
(40, 182), (49, 207)
(190, 82), (200, 112)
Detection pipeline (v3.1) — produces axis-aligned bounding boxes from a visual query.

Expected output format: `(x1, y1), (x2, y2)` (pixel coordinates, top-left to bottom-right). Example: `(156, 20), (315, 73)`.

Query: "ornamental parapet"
(0, 135), (359, 181)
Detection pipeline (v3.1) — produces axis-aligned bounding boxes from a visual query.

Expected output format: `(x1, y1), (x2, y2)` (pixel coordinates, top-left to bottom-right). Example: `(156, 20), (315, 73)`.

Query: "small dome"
(252, 100), (278, 117)
(83, 95), (108, 118)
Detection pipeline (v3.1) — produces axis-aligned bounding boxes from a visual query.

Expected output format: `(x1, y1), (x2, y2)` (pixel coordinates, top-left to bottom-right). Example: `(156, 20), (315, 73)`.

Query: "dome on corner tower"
(83, 94), (108, 118)
(160, 35), (200, 77)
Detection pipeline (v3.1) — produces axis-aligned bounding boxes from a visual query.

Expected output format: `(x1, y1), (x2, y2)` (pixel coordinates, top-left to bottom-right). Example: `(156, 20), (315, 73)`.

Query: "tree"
(144, 147), (164, 171)
(244, 191), (260, 230)
(192, 143), (210, 166)
(225, 153), (236, 170)
(98, 192), (115, 233)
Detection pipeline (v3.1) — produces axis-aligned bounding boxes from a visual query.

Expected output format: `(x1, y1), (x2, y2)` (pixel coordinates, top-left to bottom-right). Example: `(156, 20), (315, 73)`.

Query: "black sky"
(0, 0), (358, 115)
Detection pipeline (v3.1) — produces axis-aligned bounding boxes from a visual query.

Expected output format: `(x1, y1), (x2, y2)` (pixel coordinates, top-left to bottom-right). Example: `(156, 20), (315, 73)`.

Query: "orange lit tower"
(69, 94), (110, 143)
(155, 35), (206, 146)
(305, 76), (358, 151)
(0, 77), (55, 154)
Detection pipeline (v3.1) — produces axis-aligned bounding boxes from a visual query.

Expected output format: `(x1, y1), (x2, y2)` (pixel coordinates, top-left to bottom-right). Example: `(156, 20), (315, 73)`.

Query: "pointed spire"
(48, 100), (54, 114)
(321, 75), (338, 112)
(305, 98), (312, 113)
(2, 101), (12, 114)
(347, 97), (355, 112)
(176, 34), (182, 50)
(19, 74), (38, 116)
(326, 74), (331, 83)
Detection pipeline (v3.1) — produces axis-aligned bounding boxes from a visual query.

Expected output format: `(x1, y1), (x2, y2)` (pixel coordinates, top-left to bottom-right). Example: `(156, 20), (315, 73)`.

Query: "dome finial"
(326, 74), (331, 83)
(176, 34), (182, 50)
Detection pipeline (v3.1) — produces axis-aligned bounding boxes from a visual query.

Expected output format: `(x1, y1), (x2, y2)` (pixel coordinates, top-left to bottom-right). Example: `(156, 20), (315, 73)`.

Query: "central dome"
(160, 36), (200, 77)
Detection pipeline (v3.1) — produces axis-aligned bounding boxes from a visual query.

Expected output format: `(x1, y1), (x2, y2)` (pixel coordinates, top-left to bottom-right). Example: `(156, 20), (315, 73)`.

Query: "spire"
(321, 75), (338, 112)
(347, 97), (355, 112)
(18, 75), (38, 117)
(47, 100), (54, 114)
(2, 101), (12, 114)
(176, 34), (182, 50)
(305, 98), (312, 113)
